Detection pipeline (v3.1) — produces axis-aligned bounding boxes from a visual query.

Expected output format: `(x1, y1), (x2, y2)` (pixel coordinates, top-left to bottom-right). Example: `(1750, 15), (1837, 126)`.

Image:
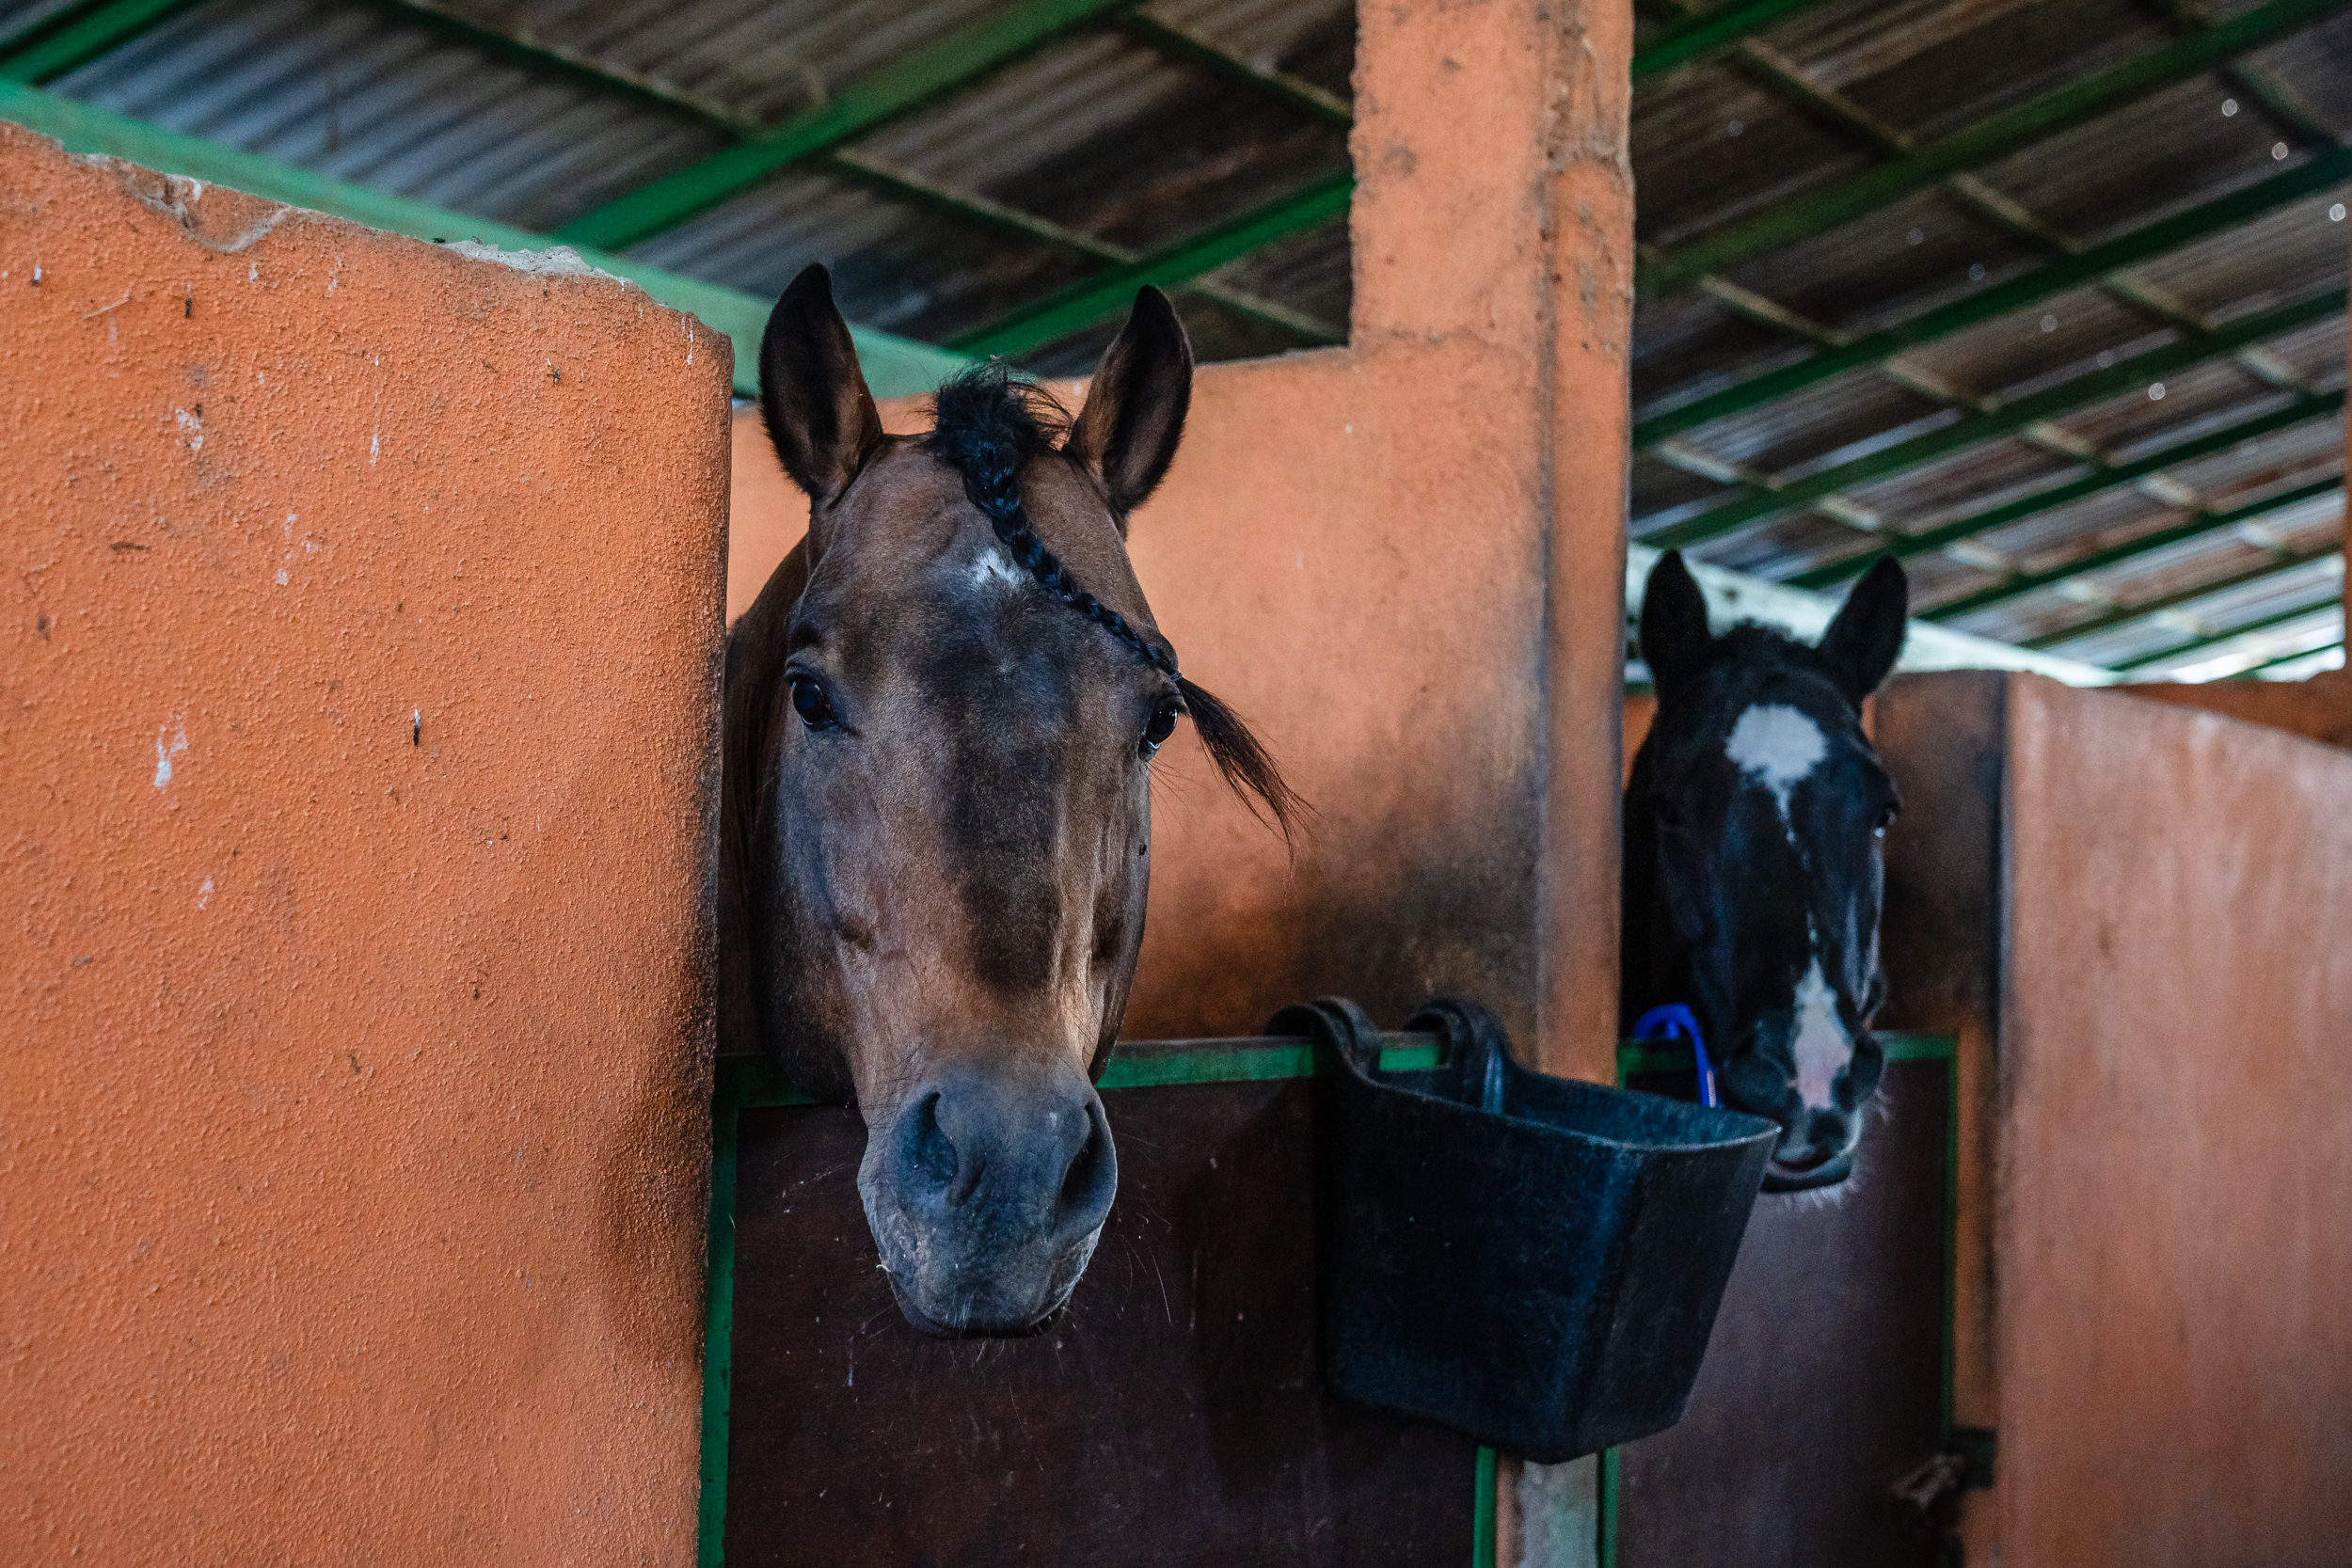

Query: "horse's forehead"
(1725, 703), (1827, 794)
(804, 444), (1158, 644)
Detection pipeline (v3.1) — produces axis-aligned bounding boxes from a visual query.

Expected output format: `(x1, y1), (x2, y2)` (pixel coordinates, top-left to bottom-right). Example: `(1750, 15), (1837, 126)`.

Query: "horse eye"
(788, 673), (837, 730)
(1141, 700), (1181, 754)
(1874, 801), (1899, 837)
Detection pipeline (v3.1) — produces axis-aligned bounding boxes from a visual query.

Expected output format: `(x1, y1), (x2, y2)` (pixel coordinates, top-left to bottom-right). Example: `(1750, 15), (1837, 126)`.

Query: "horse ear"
(759, 264), (884, 510)
(1639, 550), (1715, 694)
(1819, 555), (1909, 705)
(1066, 287), (1194, 528)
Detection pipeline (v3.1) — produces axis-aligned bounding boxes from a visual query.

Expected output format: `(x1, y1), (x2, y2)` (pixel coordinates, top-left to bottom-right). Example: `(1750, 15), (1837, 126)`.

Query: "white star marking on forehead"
(1725, 703), (1827, 821)
(964, 543), (1027, 593)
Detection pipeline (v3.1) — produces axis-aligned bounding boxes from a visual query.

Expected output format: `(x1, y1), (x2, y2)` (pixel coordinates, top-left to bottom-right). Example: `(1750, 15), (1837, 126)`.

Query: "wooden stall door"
(707, 1053), (1485, 1567)
(1607, 1043), (1956, 1568)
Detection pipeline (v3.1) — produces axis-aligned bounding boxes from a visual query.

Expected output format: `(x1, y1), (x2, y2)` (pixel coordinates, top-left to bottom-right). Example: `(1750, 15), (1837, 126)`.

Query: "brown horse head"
(720, 266), (1295, 1336)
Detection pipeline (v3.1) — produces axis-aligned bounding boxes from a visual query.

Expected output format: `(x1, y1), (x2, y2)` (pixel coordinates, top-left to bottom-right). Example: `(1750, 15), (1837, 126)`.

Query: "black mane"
(923, 363), (1302, 838)
(1706, 624), (1847, 695)
(928, 362), (1071, 481)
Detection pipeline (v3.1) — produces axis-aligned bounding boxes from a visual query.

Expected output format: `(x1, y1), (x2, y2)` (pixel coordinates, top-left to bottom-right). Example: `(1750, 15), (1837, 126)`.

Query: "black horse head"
(1622, 550), (1909, 1191)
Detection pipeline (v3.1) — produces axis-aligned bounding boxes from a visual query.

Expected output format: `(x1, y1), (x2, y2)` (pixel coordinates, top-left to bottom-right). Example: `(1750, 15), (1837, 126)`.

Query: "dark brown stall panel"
(1609, 1049), (1953, 1568)
(718, 1072), (1479, 1568)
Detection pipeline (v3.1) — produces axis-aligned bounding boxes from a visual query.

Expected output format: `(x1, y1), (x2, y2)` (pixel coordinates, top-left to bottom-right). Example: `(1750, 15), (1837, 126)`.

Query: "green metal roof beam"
(2023, 546), (2342, 650)
(1640, 286), (2346, 551)
(1638, 0), (2352, 298)
(1635, 149), (2352, 446)
(1922, 476), (2344, 620)
(0, 80), (968, 400)
(2116, 593), (2346, 670)
(2233, 636), (2343, 676)
(1787, 388), (2347, 592)
(1115, 12), (1351, 127)
(1631, 0), (1848, 81)
(946, 169), (1353, 358)
(0, 0), (202, 84)
(822, 150), (1343, 345)
(353, 0), (759, 130)
(555, 0), (1136, 252)
(350, 1), (1344, 346)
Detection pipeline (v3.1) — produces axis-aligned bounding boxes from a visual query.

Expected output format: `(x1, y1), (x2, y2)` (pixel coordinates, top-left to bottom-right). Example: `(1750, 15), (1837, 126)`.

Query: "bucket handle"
(1265, 996), (1388, 1079)
(1405, 998), (1517, 1116)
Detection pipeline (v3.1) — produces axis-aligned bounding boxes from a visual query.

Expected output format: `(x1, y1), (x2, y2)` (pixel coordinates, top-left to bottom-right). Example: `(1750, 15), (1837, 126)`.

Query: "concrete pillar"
(1, 122), (730, 1563)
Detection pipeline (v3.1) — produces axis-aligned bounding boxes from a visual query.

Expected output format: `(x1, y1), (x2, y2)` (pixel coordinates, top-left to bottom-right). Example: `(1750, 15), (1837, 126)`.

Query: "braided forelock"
(926, 363), (1302, 837)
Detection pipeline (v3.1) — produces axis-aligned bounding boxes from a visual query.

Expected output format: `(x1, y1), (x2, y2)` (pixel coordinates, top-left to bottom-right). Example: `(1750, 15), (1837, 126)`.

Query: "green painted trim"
(1637, 150), (2352, 446)
(0, 0), (201, 85)
(696, 1065), (748, 1568)
(1616, 1033), (1954, 1080)
(1631, 0), (1847, 81)
(554, 0), (1136, 250)
(1790, 390), (2346, 594)
(1101, 1037), (1443, 1089)
(946, 170), (1354, 358)
(1924, 475), (2344, 620)
(1639, 0), (2352, 296)
(1472, 1446), (1499, 1566)
(2025, 546), (2343, 650)
(1641, 288), (2346, 550)
(713, 1033), (1448, 1103)
(1597, 1446), (1620, 1567)
(0, 81), (967, 399)
(2115, 592), (2344, 670)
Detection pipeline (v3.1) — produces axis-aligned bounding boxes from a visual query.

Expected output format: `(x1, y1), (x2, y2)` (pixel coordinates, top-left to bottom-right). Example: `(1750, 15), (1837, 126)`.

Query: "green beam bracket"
(1638, 0), (2352, 297)
(1631, 0), (1848, 81)
(1636, 149), (2352, 447)
(946, 169), (1354, 359)
(555, 0), (1136, 251)
(1640, 287), (2346, 551)
(0, 81), (968, 399)
(2024, 545), (2343, 650)
(1788, 388), (2347, 592)
(0, 0), (202, 84)
(1923, 476), (2344, 621)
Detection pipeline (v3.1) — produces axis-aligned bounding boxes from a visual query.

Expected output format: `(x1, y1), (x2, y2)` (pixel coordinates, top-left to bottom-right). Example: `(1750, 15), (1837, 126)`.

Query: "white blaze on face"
(1789, 952), (1850, 1111)
(1725, 703), (1827, 824)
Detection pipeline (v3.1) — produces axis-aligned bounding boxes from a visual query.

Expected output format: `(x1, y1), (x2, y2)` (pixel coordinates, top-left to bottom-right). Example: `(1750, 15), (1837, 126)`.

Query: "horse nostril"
(902, 1091), (961, 1199)
(1054, 1096), (1118, 1240)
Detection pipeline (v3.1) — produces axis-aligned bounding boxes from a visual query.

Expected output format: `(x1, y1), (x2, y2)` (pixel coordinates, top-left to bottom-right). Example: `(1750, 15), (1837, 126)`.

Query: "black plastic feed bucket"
(1279, 996), (1776, 1464)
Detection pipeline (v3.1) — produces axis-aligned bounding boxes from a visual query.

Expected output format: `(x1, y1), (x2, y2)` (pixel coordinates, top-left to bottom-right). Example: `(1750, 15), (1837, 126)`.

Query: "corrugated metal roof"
(3, 0), (2344, 677)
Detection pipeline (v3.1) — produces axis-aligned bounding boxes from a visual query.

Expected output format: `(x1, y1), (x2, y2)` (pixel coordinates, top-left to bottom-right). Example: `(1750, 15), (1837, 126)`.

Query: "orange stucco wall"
(725, 0), (1634, 1078)
(2127, 668), (2352, 750)
(2, 123), (730, 1562)
(1994, 680), (2352, 1566)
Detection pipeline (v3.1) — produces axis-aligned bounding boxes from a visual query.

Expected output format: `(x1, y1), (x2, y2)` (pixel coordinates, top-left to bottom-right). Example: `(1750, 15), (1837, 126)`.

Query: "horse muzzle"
(1761, 1105), (1861, 1192)
(857, 1057), (1119, 1337)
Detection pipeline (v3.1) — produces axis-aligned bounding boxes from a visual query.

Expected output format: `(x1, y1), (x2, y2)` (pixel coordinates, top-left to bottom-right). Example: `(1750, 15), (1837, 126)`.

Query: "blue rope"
(1631, 1004), (1719, 1110)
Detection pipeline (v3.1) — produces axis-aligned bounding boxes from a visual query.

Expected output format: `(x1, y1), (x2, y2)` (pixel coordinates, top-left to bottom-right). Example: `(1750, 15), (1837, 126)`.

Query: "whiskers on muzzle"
(858, 1056), (1118, 1337)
